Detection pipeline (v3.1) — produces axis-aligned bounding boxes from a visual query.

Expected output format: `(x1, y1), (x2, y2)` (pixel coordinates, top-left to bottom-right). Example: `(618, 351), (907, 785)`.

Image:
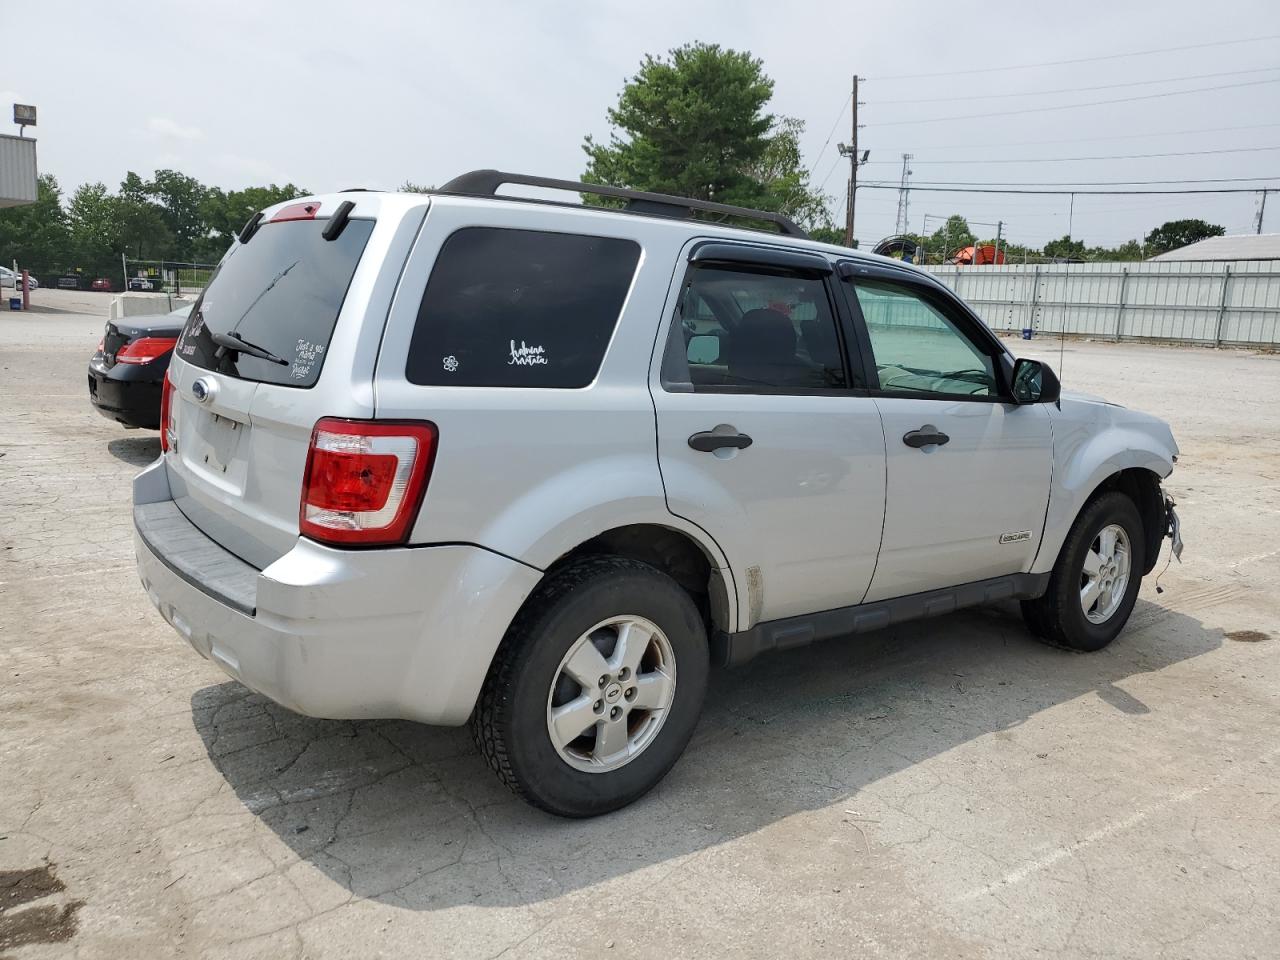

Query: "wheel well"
(1086, 468), (1166, 574)
(549, 525), (731, 635)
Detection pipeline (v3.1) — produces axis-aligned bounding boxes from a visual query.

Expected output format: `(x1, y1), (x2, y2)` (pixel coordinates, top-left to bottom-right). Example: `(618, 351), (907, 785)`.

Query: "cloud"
(147, 116), (204, 141)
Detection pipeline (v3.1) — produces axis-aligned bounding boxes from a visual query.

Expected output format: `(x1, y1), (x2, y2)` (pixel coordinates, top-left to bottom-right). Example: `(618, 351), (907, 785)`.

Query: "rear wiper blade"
(211, 331), (289, 366)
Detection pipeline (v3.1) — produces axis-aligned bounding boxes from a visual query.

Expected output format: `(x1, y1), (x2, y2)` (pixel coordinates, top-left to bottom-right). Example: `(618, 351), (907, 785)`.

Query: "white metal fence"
(920, 260), (1280, 348)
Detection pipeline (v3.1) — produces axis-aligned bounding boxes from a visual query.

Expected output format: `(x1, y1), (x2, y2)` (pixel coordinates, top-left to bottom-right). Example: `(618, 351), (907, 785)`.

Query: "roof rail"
(437, 169), (808, 238)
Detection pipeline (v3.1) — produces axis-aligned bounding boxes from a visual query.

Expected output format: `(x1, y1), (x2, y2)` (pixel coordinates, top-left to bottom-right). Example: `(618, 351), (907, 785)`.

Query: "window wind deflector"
(321, 200), (355, 241)
(689, 242), (832, 275)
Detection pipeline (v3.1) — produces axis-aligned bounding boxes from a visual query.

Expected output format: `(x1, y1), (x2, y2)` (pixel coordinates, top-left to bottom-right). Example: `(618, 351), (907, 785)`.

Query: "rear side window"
(405, 228), (641, 388)
(175, 217), (375, 387)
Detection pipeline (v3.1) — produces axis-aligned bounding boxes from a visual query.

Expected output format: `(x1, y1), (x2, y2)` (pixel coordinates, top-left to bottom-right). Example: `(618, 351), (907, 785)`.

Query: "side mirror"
(687, 334), (721, 365)
(1011, 358), (1060, 404)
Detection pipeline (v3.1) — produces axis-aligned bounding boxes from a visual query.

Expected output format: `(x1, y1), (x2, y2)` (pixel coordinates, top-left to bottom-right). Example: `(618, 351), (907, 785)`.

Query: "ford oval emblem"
(191, 377), (216, 404)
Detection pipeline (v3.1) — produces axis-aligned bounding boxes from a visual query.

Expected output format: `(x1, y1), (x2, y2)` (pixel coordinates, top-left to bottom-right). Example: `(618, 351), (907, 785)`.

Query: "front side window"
(851, 279), (998, 398)
(405, 228), (640, 388)
(667, 265), (846, 391)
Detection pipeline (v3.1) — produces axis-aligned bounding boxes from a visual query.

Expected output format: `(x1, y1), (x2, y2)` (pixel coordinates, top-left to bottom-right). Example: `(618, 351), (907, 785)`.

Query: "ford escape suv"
(133, 170), (1182, 817)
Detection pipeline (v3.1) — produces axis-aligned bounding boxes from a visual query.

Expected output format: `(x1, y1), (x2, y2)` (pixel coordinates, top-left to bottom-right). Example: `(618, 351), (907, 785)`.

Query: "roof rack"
(437, 169), (808, 238)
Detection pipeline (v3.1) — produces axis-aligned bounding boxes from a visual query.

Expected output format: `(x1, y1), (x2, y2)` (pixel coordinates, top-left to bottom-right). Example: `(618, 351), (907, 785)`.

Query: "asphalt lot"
(2, 289), (1278, 959)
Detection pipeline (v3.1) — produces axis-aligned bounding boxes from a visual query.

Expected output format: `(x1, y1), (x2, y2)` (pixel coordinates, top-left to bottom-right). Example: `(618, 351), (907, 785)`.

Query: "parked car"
(0, 267), (39, 289)
(88, 303), (192, 428)
(128, 277), (157, 291)
(91, 277), (114, 291)
(133, 172), (1182, 817)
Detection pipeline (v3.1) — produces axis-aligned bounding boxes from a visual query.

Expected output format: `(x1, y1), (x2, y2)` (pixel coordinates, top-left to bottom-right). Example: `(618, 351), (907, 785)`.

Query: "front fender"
(1032, 402), (1177, 574)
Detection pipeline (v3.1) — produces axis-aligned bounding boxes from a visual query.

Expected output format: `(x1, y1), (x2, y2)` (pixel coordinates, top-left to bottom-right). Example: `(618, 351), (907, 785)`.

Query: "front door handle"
(902, 425), (950, 448)
(689, 427), (753, 453)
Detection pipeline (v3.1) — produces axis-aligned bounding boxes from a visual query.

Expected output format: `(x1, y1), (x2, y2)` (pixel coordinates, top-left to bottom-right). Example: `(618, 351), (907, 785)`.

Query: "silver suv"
(134, 171), (1182, 817)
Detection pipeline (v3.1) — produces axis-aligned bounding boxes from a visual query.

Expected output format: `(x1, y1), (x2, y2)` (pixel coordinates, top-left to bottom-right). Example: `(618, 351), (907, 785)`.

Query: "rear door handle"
(689, 428), (753, 453)
(902, 425), (950, 448)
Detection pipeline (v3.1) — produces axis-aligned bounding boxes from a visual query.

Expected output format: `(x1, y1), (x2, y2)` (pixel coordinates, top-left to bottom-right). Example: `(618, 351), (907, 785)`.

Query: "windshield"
(174, 216), (375, 387)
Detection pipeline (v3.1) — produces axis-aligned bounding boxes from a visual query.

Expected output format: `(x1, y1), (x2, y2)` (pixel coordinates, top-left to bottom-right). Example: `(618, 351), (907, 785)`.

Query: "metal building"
(0, 133), (38, 207)
(1151, 234), (1280, 262)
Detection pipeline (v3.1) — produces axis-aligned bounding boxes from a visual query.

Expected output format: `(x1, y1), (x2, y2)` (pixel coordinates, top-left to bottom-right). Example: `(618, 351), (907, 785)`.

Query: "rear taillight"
(159, 374), (174, 452)
(299, 418), (438, 546)
(115, 337), (178, 364)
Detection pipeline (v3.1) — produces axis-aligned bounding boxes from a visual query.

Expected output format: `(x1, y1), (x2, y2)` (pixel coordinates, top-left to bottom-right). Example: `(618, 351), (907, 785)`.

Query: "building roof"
(1152, 233), (1280, 261)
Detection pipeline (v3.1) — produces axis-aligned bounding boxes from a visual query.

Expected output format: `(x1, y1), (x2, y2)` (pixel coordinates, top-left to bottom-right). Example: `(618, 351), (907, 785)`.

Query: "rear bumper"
(132, 460), (541, 725)
(88, 360), (163, 429)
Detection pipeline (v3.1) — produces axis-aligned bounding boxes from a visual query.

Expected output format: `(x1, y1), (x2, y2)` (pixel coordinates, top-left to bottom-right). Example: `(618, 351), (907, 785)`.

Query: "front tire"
(1021, 491), (1145, 652)
(471, 556), (709, 817)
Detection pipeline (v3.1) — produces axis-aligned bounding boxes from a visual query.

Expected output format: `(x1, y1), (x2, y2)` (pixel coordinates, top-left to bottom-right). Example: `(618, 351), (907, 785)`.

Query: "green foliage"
(199, 183), (308, 258)
(1043, 234), (1088, 260)
(149, 169), (208, 260)
(399, 181), (434, 193)
(808, 226), (852, 246)
(583, 42), (833, 232)
(926, 215), (975, 259)
(0, 174), (69, 277)
(1143, 218), (1225, 256)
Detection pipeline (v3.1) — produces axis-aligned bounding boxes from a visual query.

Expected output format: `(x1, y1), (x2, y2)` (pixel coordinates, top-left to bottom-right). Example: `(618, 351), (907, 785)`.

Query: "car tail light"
(115, 337), (178, 364)
(159, 373), (175, 452)
(300, 418), (438, 546)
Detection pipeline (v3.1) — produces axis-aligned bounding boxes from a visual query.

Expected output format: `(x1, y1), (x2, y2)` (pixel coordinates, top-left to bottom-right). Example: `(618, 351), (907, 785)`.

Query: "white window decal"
(442, 355), (459, 373)
(508, 340), (548, 366)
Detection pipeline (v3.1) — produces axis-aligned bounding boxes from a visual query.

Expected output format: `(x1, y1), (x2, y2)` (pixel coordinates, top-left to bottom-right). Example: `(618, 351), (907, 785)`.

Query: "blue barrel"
(1021, 327), (1033, 340)
(8, 297), (21, 311)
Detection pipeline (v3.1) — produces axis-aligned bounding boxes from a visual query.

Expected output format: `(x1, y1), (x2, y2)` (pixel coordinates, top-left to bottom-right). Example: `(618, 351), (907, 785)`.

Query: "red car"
(91, 278), (113, 291)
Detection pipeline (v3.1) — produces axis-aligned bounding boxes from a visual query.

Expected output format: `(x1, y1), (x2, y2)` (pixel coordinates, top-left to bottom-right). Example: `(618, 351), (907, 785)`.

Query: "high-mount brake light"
(299, 419), (438, 546)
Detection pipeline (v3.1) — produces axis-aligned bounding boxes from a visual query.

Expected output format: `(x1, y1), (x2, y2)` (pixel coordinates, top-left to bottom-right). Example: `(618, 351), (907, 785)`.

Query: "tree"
(582, 42), (830, 228)
(199, 183), (307, 257)
(67, 182), (126, 277)
(399, 181), (434, 193)
(1143, 219), (1225, 256)
(1043, 234), (1087, 261)
(115, 172), (173, 260)
(925, 215), (975, 259)
(148, 169), (208, 261)
(0, 174), (70, 277)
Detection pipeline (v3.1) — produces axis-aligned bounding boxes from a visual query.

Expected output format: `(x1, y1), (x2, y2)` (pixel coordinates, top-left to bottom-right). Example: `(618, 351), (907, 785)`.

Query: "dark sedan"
(88, 303), (192, 429)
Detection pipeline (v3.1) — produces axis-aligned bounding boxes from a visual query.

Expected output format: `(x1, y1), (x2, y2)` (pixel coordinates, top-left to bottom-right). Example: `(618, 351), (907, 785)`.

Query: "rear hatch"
(164, 196), (417, 569)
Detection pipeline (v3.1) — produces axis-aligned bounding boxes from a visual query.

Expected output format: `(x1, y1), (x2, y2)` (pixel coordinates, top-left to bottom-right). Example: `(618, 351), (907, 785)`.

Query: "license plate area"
(184, 407), (250, 490)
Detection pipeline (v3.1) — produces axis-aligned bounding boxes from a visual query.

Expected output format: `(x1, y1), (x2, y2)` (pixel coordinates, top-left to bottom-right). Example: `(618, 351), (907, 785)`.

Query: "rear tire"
(1021, 491), (1145, 652)
(471, 556), (709, 818)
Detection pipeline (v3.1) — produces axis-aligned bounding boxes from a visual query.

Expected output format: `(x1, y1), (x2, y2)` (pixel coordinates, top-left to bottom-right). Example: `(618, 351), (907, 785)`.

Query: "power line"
(869, 33), (1280, 81)
(873, 66), (1280, 105)
(860, 145), (1280, 166)
(862, 175), (1280, 187)
(808, 93), (851, 178)
(857, 184), (1273, 196)
(882, 121), (1280, 152)
(871, 78), (1280, 126)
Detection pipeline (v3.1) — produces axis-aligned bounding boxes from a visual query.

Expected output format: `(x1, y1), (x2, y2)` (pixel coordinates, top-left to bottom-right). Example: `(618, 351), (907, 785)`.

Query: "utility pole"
(1257, 189), (1270, 234)
(837, 75), (864, 247)
(894, 153), (913, 235)
(994, 220), (1003, 264)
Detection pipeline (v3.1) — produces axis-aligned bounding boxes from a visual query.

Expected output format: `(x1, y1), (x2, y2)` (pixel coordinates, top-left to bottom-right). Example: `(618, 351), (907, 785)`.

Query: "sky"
(5, 0), (1280, 249)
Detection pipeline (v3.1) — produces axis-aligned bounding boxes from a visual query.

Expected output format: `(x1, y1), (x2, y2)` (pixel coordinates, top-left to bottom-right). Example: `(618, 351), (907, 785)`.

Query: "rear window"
(175, 216), (375, 387)
(405, 227), (641, 388)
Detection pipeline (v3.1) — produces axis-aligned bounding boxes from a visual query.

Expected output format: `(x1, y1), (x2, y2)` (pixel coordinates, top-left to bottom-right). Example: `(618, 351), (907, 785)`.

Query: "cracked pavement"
(2, 290), (1278, 958)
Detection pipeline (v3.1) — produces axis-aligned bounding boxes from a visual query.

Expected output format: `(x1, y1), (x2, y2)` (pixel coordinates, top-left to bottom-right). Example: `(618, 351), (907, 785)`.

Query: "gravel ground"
(2, 289), (1278, 959)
